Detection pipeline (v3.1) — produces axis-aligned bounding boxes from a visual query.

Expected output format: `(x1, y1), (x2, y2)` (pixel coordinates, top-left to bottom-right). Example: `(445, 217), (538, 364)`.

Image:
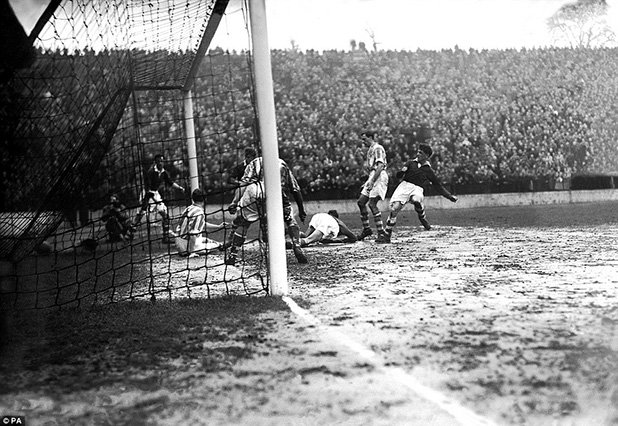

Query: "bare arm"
(204, 222), (226, 231)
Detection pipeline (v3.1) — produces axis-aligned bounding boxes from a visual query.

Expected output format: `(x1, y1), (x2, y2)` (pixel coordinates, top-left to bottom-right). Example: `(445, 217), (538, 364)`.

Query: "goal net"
(1, 0), (270, 309)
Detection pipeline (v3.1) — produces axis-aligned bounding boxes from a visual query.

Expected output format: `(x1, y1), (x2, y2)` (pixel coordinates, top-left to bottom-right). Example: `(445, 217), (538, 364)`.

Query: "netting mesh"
(1, 0), (269, 309)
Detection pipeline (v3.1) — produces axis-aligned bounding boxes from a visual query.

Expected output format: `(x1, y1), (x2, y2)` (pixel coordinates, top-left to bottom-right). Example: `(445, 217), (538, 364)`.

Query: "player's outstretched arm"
(205, 221), (226, 231)
(426, 167), (457, 202)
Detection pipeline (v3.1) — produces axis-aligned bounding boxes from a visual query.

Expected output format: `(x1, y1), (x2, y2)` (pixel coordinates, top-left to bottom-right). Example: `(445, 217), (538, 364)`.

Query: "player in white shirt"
(356, 130), (389, 242)
(299, 210), (357, 246)
(175, 188), (226, 257)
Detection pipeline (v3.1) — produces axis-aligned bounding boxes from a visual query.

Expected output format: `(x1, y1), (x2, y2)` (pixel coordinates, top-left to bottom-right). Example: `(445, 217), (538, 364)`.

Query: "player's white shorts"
(175, 236), (220, 255)
(308, 213), (340, 239)
(144, 190), (167, 215)
(361, 169), (389, 200)
(239, 182), (265, 223)
(390, 181), (424, 206)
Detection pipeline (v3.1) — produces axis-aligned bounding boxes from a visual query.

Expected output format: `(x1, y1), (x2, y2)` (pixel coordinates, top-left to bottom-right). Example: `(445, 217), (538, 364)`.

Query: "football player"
(225, 156), (308, 264)
(356, 130), (389, 242)
(299, 209), (357, 247)
(132, 154), (184, 243)
(377, 143), (457, 243)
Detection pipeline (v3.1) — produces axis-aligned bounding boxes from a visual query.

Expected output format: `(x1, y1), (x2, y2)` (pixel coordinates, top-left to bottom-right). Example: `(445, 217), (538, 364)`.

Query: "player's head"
(327, 209), (339, 218)
(418, 144), (433, 159)
(154, 154), (164, 166)
(244, 147), (257, 161)
(191, 188), (204, 203)
(110, 194), (120, 205)
(360, 130), (376, 141)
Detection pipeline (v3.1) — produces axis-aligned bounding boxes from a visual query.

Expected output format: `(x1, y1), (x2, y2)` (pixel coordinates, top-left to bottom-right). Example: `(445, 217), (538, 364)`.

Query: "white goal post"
(248, 0), (289, 296)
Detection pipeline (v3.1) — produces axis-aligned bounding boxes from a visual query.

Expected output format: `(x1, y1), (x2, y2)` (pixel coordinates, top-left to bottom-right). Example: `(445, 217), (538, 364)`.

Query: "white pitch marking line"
(283, 296), (498, 426)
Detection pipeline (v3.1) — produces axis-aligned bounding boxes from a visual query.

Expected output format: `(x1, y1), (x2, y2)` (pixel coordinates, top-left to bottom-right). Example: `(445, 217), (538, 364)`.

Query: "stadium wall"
(46, 188), (618, 228)
(285, 188), (618, 217)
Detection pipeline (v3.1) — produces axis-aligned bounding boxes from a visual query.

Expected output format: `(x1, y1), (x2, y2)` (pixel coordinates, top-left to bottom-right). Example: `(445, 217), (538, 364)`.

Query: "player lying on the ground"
(101, 194), (133, 243)
(175, 188), (226, 257)
(377, 143), (458, 243)
(298, 210), (357, 247)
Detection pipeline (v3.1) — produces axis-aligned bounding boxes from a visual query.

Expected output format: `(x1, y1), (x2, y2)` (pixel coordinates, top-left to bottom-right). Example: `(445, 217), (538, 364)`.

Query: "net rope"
(1, 0), (270, 310)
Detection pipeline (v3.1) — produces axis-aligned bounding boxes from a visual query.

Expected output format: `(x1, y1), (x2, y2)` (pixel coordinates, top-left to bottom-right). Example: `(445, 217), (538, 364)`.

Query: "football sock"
(373, 211), (384, 233)
(385, 217), (396, 234)
(413, 202), (426, 221)
(360, 213), (370, 230)
(161, 217), (170, 236)
(288, 224), (301, 245)
(232, 232), (245, 248)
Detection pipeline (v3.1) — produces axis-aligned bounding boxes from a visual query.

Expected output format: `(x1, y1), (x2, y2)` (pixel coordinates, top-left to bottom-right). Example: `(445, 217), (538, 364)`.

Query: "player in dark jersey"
(376, 143), (457, 243)
(132, 154), (184, 243)
(225, 157), (308, 265)
(101, 194), (133, 243)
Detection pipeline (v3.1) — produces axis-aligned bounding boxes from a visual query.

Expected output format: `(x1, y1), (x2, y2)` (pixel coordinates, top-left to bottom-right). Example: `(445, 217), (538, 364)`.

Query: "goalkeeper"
(298, 210), (357, 247)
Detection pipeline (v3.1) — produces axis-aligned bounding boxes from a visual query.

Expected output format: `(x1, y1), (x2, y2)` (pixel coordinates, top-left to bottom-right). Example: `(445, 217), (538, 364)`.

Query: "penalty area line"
(282, 296), (497, 426)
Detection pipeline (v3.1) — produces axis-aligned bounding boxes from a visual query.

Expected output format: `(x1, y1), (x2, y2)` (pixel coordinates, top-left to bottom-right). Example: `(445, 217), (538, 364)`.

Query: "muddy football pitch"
(284, 200), (618, 425)
(1, 200), (617, 425)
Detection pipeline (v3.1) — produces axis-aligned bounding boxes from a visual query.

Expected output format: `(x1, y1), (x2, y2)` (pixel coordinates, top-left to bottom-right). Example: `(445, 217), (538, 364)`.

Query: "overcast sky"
(11, 0), (618, 51)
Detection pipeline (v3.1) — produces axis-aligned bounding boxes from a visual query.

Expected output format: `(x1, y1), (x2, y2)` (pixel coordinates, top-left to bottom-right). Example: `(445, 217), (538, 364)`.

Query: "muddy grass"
(1, 201), (618, 425)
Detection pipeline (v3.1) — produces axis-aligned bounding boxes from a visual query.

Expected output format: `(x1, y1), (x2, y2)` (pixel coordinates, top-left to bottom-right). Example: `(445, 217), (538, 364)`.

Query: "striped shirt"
(242, 156), (301, 203)
(365, 142), (387, 172)
(176, 203), (205, 239)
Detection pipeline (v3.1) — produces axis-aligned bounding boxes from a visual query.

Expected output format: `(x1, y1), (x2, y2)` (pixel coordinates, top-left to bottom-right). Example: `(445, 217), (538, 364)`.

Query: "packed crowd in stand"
(269, 47), (618, 194)
(61, 46), (618, 205)
(163, 46), (618, 199)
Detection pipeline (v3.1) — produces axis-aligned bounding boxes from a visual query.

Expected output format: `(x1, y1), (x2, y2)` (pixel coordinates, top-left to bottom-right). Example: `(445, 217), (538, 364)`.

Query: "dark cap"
(327, 209), (339, 218)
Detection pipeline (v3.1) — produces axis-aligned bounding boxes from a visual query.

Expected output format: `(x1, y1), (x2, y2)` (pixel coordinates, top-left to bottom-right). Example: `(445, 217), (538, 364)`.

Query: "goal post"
(183, 89), (200, 193)
(248, 0), (288, 296)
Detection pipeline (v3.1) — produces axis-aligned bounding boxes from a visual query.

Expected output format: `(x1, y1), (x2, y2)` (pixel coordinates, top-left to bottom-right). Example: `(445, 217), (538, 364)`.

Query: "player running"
(356, 130), (389, 242)
(132, 154), (185, 243)
(377, 143), (457, 243)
